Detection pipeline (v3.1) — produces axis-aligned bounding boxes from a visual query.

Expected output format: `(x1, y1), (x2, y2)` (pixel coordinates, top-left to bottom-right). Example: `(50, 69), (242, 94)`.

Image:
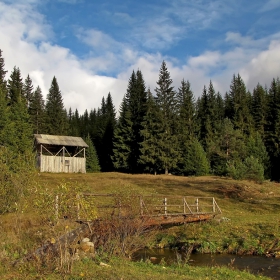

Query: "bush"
(0, 147), (35, 214)
(226, 160), (245, 180)
(227, 156), (264, 183)
(243, 156), (264, 183)
(182, 139), (210, 176)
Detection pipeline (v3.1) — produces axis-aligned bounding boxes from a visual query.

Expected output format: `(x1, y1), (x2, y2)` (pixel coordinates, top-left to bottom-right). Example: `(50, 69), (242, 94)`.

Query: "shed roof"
(34, 134), (88, 148)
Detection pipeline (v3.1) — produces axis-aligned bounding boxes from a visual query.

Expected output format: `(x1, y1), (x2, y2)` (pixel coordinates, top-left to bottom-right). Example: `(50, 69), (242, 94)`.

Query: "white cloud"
(1, 0), (280, 118)
(0, 1), (128, 113)
(240, 40), (280, 89)
(259, 0), (280, 12)
(76, 28), (119, 50)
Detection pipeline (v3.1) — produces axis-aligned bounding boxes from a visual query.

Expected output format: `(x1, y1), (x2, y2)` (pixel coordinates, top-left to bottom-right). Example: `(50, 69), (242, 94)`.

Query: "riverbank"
(0, 172), (279, 279)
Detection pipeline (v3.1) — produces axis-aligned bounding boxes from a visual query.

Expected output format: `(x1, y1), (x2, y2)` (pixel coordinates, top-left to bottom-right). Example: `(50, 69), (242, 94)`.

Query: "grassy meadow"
(0, 172), (279, 279)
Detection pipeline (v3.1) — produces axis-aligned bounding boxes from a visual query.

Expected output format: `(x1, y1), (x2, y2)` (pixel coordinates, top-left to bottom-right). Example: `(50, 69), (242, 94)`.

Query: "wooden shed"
(34, 134), (88, 173)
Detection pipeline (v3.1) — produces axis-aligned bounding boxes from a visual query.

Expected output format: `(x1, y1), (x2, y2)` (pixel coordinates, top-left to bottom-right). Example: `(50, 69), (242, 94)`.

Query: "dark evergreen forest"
(1, 49), (280, 181)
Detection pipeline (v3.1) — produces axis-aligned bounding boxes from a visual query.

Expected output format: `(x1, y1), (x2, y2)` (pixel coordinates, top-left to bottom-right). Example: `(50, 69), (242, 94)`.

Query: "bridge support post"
(77, 194), (80, 220)
(140, 197), (144, 216)
(55, 195), (59, 221)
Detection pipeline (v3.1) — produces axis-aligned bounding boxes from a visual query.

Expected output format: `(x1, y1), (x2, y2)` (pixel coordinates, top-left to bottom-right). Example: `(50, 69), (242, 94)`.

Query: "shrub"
(227, 156), (264, 183)
(243, 156), (264, 183)
(0, 147), (35, 214)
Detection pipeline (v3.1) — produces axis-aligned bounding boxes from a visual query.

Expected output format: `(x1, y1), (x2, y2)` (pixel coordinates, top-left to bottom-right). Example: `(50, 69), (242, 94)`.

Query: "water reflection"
(133, 249), (280, 279)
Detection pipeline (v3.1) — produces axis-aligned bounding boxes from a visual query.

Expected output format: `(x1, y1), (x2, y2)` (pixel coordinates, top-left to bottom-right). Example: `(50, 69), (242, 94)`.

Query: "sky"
(1, 0), (280, 114)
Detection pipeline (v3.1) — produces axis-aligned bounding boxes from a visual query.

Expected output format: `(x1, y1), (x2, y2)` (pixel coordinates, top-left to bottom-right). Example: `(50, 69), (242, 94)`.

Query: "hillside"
(0, 172), (278, 279)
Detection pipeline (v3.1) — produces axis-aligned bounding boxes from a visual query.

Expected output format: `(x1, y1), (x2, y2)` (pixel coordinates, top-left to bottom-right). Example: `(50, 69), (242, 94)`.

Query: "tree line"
(0, 49), (280, 181)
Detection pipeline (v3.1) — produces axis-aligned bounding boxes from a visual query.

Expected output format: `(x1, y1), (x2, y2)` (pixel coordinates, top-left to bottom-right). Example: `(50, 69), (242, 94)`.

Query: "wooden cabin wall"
(39, 155), (86, 173)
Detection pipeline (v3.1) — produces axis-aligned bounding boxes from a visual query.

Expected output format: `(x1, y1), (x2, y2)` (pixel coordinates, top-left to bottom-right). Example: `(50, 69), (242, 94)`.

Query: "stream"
(133, 249), (280, 279)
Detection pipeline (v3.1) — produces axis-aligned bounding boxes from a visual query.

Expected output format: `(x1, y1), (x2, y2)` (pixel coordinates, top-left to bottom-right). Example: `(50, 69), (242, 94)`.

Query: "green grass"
(0, 172), (279, 279)
(1, 256), (270, 280)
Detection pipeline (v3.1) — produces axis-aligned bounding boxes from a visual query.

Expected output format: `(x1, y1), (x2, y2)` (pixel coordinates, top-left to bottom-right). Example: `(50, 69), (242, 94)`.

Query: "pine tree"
(197, 85), (211, 147)
(80, 109), (90, 137)
(23, 74), (34, 108)
(265, 78), (280, 180)
(208, 118), (247, 175)
(7, 66), (23, 105)
(94, 93), (116, 171)
(2, 97), (33, 154)
(101, 93), (116, 171)
(69, 108), (81, 137)
(246, 133), (269, 177)
(181, 138), (209, 176)
(216, 92), (225, 121)
(45, 76), (68, 135)
(197, 81), (221, 149)
(0, 49), (7, 92)
(112, 96), (133, 172)
(29, 86), (45, 134)
(127, 70), (147, 173)
(0, 86), (8, 145)
(139, 89), (163, 174)
(251, 84), (267, 137)
(93, 98), (106, 159)
(227, 74), (253, 134)
(154, 61), (179, 174)
(176, 79), (196, 174)
(177, 79), (196, 141)
(88, 109), (97, 138)
(85, 134), (100, 172)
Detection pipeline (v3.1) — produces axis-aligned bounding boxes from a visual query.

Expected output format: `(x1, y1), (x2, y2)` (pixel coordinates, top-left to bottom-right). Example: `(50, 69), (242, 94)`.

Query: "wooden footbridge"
(18, 194), (222, 264)
(71, 194), (222, 227)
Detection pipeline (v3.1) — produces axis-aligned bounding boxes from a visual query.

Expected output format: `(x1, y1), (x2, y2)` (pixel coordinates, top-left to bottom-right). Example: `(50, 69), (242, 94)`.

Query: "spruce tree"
(197, 81), (221, 149)
(2, 97), (33, 154)
(197, 85), (211, 147)
(216, 92), (225, 121)
(176, 79), (196, 174)
(265, 78), (280, 180)
(69, 108), (81, 137)
(102, 93), (116, 171)
(85, 134), (100, 172)
(246, 133), (269, 177)
(0, 49), (7, 92)
(45, 76), (68, 135)
(177, 79), (196, 140)
(112, 96), (133, 172)
(23, 74), (34, 108)
(128, 70), (147, 173)
(208, 118), (247, 175)
(80, 109), (90, 137)
(94, 93), (116, 171)
(29, 86), (45, 134)
(227, 74), (253, 134)
(7, 66), (23, 106)
(251, 84), (267, 137)
(181, 138), (209, 176)
(0, 86), (8, 145)
(139, 89), (163, 174)
(88, 109), (97, 137)
(154, 61), (179, 174)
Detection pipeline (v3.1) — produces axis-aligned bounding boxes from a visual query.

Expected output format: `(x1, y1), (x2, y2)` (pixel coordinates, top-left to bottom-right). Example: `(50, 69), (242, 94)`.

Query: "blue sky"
(1, 0), (280, 113)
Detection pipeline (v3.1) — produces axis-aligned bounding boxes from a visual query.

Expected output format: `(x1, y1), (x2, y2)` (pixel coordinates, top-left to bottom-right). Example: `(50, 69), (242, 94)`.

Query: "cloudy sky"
(1, 0), (280, 114)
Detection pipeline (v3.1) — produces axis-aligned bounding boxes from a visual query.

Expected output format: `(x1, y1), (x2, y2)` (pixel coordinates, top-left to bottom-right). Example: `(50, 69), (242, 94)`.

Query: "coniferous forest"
(1, 49), (280, 181)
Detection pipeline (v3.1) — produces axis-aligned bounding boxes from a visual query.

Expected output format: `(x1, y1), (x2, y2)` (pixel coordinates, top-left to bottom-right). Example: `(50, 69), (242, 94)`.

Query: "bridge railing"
(139, 196), (222, 216)
(73, 194), (222, 221)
